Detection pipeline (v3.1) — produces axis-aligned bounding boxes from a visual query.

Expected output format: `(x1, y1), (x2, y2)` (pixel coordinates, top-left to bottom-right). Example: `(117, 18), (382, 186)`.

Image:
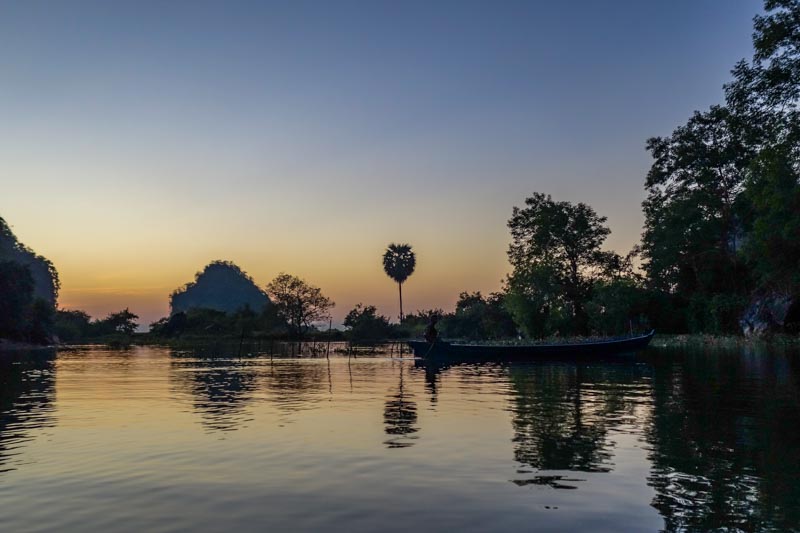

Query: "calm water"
(0, 344), (798, 532)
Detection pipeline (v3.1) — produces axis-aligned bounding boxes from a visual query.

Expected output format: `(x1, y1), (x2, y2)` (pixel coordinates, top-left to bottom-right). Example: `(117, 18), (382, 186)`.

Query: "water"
(0, 344), (798, 532)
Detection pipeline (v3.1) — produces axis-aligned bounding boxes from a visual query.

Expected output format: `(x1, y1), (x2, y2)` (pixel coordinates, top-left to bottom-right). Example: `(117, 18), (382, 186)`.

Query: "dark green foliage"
(742, 146), (800, 289)
(0, 261), (35, 340)
(170, 260), (270, 315)
(266, 273), (334, 339)
(398, 309), (444, 338)
(149, 304), (287, 339)
(505, 193), (623, 337)
(639, 1), (800, 334)
(641, 106), (752, 300)
(343, 304), (393, 341)
(441, 292), (517, 340)
(382, 243), (416, 321)
(0, 217), (59, 306)
(54, 310), (92, 342)
(90, 308), (139, 336)
(0, 217), (59, 343)
(586, 279), (650, 336)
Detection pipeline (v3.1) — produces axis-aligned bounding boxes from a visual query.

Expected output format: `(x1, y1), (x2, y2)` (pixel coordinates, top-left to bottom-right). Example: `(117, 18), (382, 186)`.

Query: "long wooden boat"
(406, 330), (655, 361)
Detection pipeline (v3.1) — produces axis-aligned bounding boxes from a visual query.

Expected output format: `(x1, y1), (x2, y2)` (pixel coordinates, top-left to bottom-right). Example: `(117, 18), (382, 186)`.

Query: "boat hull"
(406, 330), (655, 361)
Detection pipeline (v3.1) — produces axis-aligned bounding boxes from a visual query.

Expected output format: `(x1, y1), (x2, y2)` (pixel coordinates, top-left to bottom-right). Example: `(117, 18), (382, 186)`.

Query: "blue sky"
(0, 0), (764, 324)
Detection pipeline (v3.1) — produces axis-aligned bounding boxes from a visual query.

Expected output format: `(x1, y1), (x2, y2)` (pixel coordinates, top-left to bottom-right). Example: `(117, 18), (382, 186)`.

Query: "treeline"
(638, 0), (800, 335)
(480, 0), (800, 338)
(55, 309), (139, 343)
(0, 217), (59, 344)
(147, 265), (335, 342)
(7, 1), (799, 345)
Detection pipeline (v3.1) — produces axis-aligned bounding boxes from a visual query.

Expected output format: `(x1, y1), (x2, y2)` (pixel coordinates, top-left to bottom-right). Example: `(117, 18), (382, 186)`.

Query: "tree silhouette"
(382, 243), (416, 321)
(266, 273), (334, 339)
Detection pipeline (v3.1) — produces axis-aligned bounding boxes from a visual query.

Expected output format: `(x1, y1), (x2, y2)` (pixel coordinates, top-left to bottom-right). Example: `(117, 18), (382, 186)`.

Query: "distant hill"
(170, 260), (270, 315)
(0, 216), (59, 306)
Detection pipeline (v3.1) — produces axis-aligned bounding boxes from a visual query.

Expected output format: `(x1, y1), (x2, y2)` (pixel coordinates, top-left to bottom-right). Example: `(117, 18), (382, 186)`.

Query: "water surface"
(0, 344), (798, 532)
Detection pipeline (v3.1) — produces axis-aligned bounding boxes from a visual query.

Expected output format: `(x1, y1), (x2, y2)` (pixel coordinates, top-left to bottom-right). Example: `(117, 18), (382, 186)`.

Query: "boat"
(406, 330), (655, 361)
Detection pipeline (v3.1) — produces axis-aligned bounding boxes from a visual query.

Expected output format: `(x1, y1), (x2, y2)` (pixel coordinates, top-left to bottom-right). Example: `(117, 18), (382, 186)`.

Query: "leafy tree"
(725, 1), (800, 294)
(343, 304), (393, 341)
(642, 106), (753, 293)
(742, 146), (800, 289)
(637, 1), (800, 333)
(382, 243), (416, 321)
(725, 0), (800, 147)
(266, 273), (334, 339)
(640, 106), (755, 332)
(586, 279), (650, 336)
(0, 217), (59, 306)
(442, 291), (517, 339)
(506, 193), (617, 336)
(54, 309), (91, 342)
(398, 308), (444, 338)
(0, 261), (35, 340)
(91, 308), (139, 336)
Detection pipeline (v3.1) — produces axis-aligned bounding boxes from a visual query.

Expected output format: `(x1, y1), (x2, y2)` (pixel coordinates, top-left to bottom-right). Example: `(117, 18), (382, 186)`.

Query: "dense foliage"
(343, 304), (393, 341)
(0, 217), (59, 343)
(54, 308), (140, 342)
(639, 0), (800, 334)
(504, 193), (632, 337)
(266, 273), (334, 339)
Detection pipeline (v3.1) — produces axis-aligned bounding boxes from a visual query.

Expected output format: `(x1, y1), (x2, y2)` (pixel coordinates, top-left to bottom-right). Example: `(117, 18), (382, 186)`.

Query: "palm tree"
(382, 243), (416, 321)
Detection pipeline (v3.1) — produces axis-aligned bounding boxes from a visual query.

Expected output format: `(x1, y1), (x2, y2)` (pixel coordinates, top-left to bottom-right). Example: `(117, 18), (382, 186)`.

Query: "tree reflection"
(384, 362), (418, 448)
(509, 363), (642, 473)
(646, 346), (800, 532)
(0, 350), (56, 473)
(262, 358), (325, 412)
(170, 352), (259, 432)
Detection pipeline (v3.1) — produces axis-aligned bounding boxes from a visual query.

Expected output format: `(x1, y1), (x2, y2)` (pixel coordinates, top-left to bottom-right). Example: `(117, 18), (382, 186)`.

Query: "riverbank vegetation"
(2, 1), (798, 346)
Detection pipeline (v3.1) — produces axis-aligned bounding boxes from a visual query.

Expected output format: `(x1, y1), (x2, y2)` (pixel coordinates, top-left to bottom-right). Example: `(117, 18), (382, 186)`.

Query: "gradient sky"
(0, 0), (762, 327)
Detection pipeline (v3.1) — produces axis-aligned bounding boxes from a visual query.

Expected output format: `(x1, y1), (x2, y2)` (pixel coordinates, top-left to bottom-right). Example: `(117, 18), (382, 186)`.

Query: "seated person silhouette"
(424, 316), (439, 344)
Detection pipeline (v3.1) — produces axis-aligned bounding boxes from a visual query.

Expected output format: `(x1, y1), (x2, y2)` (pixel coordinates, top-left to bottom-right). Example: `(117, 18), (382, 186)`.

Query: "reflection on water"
(383, 362), (418, 448)
(0, 344), (798, 532)
(646, 346), (800, 532)
(170, 356), (259, 432)
(0, 350), (56, 473)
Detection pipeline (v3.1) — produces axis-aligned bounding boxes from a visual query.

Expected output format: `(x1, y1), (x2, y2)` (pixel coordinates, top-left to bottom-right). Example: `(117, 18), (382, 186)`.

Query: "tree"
(0, 260), (35, 340)
(266, 273), (334, 339)
(442, 291), (517, 340)
(54, 309), (91, 342)
(642, 106), (753, 293)
(742, 146), (800, 289)
(343, 304), (393, 341)
(725, 0), (800, 294)
(382, 243), (416, 321)
(506, 193), (616, 336)
(91, 308), (139, 336)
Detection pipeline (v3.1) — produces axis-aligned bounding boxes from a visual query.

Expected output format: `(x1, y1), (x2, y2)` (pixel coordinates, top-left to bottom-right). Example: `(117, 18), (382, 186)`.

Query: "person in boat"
(424, 315), (439, 344)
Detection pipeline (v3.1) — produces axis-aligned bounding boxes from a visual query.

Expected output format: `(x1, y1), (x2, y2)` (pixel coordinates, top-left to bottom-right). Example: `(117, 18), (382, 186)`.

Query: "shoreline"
(0, 338), (57, 353)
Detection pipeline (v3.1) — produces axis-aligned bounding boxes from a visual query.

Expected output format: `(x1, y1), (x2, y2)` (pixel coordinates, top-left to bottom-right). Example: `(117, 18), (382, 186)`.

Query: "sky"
(0, 0), (763, 327)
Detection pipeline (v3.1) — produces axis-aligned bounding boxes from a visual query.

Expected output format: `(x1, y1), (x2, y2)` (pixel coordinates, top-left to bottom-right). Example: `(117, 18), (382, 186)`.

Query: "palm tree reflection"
(384, 361), (418, 448)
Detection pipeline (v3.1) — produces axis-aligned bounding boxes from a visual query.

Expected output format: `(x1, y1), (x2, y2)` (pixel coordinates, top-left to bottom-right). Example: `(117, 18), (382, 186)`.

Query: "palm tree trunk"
(398, 282), (404, 322)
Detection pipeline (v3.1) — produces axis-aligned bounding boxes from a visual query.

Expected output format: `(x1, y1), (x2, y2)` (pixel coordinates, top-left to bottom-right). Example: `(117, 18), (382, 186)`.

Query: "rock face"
(740, 291), (796, 337)
(0, 216), (58, 306)
(170, 261), (270, 315)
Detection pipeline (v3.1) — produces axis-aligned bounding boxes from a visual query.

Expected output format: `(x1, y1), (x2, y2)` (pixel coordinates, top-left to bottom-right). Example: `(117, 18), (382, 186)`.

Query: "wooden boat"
(406, 330), (655, 361)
